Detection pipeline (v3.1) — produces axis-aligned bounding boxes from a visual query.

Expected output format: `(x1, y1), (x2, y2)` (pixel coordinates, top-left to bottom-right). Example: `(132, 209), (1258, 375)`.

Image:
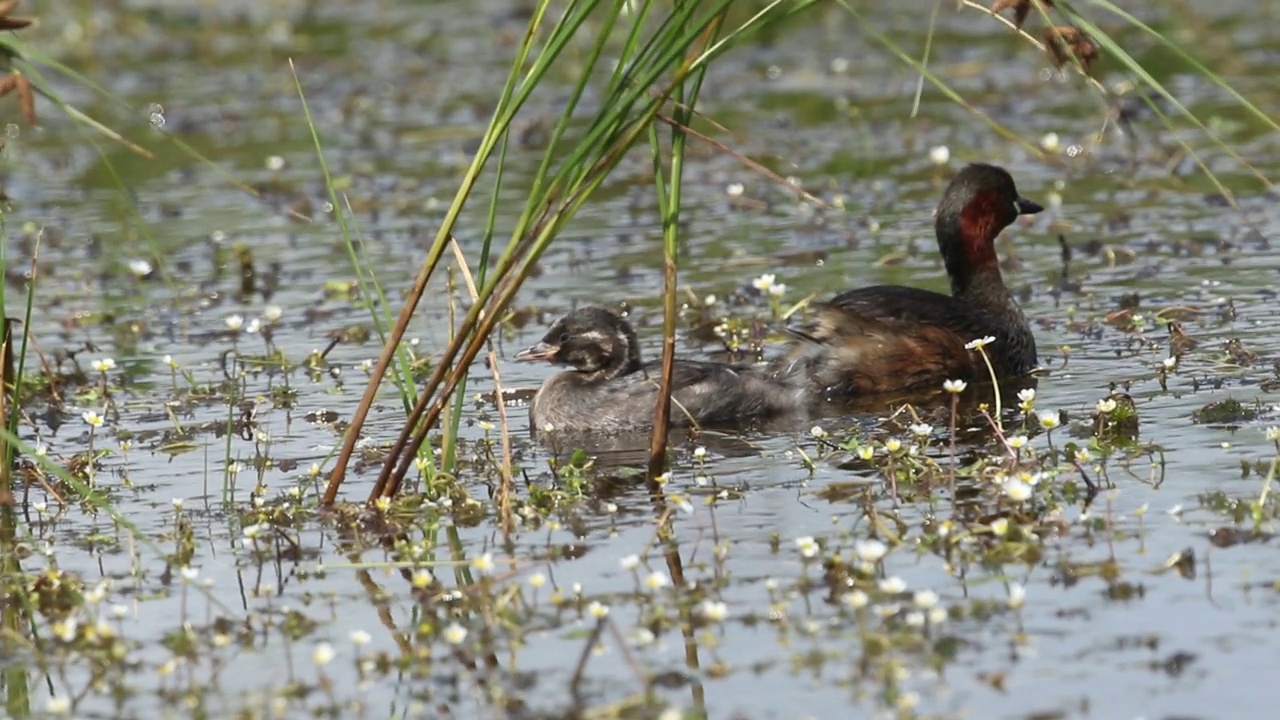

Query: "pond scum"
(3, 1), (1280, 719)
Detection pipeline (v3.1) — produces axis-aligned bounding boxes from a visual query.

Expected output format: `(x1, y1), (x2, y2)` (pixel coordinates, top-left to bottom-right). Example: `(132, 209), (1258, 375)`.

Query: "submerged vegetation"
(2, 0), (1280, 718)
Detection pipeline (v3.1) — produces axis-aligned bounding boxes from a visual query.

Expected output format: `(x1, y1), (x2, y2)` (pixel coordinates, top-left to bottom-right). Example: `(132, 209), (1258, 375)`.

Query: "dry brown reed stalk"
(654, 113), (829, 209)
(447, 239), (516, 533)
(320, 245), (443, 505)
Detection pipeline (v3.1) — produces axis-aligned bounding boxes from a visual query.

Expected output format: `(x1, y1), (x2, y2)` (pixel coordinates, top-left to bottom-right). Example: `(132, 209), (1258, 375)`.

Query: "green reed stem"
(647, 4), (722, 484)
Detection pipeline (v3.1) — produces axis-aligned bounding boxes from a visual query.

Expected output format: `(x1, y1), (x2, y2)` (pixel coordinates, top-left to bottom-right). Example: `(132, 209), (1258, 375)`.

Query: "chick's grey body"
(517, 307), (802, 434)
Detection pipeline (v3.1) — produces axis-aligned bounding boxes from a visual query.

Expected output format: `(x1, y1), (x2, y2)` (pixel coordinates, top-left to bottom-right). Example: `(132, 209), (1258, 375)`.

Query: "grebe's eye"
(558, 332), (570, 344)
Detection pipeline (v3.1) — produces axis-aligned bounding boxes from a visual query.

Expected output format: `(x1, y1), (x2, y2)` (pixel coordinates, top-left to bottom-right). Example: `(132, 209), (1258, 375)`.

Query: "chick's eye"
(558, 332), (570, 344)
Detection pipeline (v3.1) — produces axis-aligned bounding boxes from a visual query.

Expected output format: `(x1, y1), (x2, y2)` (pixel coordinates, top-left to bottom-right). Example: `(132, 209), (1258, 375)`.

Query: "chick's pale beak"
(515, 341), (558, 362)
(1015, 196), (1045, 215)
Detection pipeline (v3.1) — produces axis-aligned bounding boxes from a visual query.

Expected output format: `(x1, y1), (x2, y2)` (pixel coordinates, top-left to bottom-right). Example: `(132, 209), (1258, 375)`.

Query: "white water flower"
(54, 618), (78, 643)
(1040, 132), (1061, 153)
(225, 314), (244, 331)
(913, 590), (940, 609)
(990, 518), (1010, 537)
(853, 539), (888, 563)
(644, 571), (670, 590)
(929, 145), (951, 166)
(693, 446), (707, 459)
(81, 410), (104, 428)
(1095, 398), (1117, 414)
(471, 553), (494, 574)
(84, 582), (107, 605)
(1265, 427), (1280, 442)
(1017, 388), (1036, 411)
(1008, 435), (1029, 449)
(1038, 411), (1061, 430)
(942, 379), (967, 393)
(1004, 480), (1033, 502)
(909, 423), (933, 438)
(885, 438), (902, 453)
(312, 642), (335, 666)
(809, 425), (827, 439)
(587, 601), (610, 619)
(876, 603), (902, 619)
(878, 576), (907, 594)
(443, 623), (468, 645)
(964, 336), (996, 351)
(856, 445), (874, 460)
(843, 590), (870, 609)
(127, 259), (153, 278)
(1162, 356), (1177, 370)
(1008, 583), (1027, 609)
(751, 273), (778, 293)
(795, 536), (819, 559)
(350, 630), (371, 646)
(91, 357), (116, 373)
(696, 599), (729, 622)
(620, 555), (640, 571)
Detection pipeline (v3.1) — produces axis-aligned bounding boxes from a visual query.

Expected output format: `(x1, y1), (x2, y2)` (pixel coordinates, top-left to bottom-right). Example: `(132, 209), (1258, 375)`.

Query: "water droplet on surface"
(766, 65), (782, 80)
(1066, 144), (1084, 158)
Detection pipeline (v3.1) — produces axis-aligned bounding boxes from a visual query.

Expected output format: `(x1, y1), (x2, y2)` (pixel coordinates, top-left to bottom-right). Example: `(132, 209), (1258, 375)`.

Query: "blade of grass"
(834, 0), (1046, 159)
(1056, 1), (1271, 193)
(646, 8), (723, 487)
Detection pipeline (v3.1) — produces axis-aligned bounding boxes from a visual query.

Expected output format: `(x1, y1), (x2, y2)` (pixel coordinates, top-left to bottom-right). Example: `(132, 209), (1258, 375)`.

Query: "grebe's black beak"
(515, 341), (558, 362)
(1015, 196), (1045, 215)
